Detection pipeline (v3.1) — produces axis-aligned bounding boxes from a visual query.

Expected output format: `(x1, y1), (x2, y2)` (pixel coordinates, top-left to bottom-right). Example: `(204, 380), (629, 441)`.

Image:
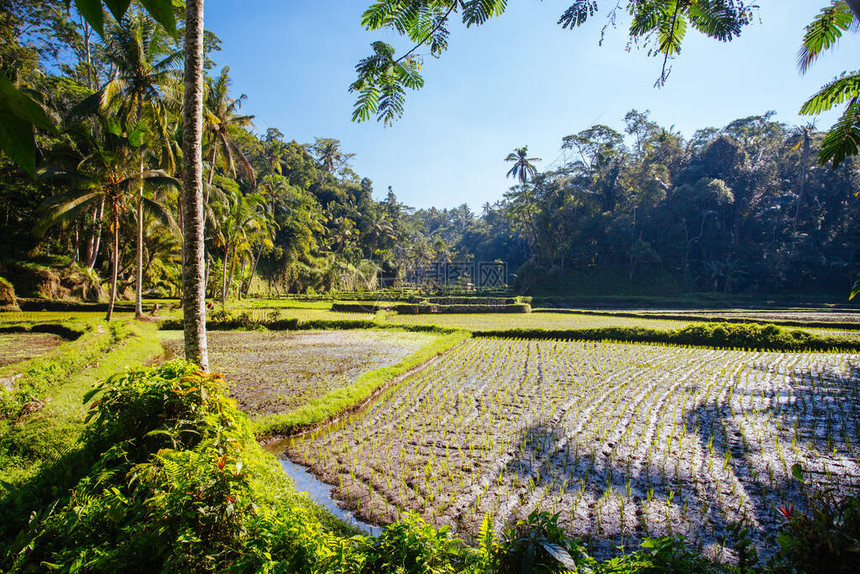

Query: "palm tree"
(505, 146), (541, 184)
(211, 189), (270, 305)
(311, 138), (355, 176)
(72, 9), (182, 318)
(788, 124), (815, 235)
(38, 120), (178, 321)
(182, 0), (208, 369)
(203, 66), (256, 190)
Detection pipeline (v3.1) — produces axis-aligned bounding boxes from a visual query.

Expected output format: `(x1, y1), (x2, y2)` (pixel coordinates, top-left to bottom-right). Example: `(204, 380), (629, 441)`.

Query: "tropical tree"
(563, 125), (627, 212)
(182, 0), (208, 369)
(211, 189), (270, 304)
(311, 137), (356, 175)
(70, 9), (182, 317)
(38, 119), (178, 321)
(203, 66), (256, 189)
(505, 146), (541, 184)
(798, 1), (860, 168)
(797, 1), (860, 298)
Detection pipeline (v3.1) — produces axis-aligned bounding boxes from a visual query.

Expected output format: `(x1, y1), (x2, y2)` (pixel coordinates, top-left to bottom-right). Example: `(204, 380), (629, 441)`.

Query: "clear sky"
(204, 1), (859, 211)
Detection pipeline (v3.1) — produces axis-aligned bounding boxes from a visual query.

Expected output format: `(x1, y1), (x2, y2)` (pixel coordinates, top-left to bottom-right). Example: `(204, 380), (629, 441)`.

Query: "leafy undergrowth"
(479, 322), (860, 352)
(3, 362), (857, 573)
(253, 330), (470, 438)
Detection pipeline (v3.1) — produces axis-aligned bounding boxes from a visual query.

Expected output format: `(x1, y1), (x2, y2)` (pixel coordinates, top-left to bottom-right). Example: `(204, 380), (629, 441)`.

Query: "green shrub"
(4, 362), (322, 572)
(490, 511), (595, 574)
(771, 466), (860, 573)
(478, 322), (859, 352)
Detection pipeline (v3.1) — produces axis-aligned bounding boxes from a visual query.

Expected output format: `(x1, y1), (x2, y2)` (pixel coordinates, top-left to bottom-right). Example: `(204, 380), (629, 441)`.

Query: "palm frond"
(65, 91), (105, 125)
(141, 196), (178, 232)
(798, 1), (855, 75)
(800, 71), (860, 115)
(37, 191), (103, 235)
(817, 100), (860, 167)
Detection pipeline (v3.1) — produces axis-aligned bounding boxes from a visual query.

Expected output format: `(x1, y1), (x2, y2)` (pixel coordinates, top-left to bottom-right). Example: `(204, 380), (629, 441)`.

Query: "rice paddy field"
(379, 311), (688, 332)
(220, 299), (860, 337)
(287, 337), (860, 559)
(0, 332), (67, 369)
(159, 329), (438, 414)
(5, 298), (860, 562)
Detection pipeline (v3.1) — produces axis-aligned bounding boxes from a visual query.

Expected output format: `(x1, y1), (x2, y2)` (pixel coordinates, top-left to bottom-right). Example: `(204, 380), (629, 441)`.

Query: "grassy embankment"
(0, 318), (163, 529)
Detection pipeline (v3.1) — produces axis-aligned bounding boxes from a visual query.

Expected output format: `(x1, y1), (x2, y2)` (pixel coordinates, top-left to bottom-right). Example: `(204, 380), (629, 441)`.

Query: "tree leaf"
(850, 271), (860, 300)
(103, 0), (132, 23)
(800, 72), (860, 115)
(538, 540), (578, 569)
(0, 74), (59, 176)
(817, 101), (860, 167)
(139, 0), (178, 36)
(791, 462), (805, 482)
(797, 1), (854, 75)
(73, 0), (105, 36)
(558, 1), (598, 29)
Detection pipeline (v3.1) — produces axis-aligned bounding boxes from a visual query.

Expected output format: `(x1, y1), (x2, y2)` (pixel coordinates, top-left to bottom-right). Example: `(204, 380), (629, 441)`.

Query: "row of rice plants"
(287, 338), (860, 560)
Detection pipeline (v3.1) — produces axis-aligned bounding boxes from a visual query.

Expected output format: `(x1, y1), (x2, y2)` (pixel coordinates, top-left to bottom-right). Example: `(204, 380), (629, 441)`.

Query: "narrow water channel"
(276, 455), (382, 537)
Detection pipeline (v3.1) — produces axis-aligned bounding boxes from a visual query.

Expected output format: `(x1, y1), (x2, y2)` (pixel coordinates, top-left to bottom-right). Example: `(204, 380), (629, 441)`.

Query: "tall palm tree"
(72, 9), (182, 318)
(505, 146), (541, 184)
(182, 0), (208, 369)
(38, 120), (178, 321)
(203, 66), (256, 190)
(311, 137), (355, 177)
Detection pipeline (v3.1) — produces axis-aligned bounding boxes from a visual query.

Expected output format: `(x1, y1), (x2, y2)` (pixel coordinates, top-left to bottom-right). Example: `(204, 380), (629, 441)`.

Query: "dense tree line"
(1, 1), (858, 310)
(438, 112), (860, 296)
(0, 1), (455, 313)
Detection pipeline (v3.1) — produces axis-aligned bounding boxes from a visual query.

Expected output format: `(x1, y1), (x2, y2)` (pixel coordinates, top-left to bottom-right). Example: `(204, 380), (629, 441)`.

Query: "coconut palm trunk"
(135, 158), (145, 317)
(221, 246), (230, 306)
(87, 198), (104, 270)
(793, 129), (811, 236)
(182, 0), (209, 370)
(106, 206), (120, 322)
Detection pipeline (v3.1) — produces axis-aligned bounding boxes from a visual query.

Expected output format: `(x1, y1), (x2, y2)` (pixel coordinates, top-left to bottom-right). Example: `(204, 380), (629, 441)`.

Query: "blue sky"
(205, 1), (859, 211)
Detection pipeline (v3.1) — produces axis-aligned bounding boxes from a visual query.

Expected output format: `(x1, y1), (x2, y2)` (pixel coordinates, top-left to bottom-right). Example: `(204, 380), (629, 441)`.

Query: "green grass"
(0, 320), (163, 486)
(253, 330), (470, 438)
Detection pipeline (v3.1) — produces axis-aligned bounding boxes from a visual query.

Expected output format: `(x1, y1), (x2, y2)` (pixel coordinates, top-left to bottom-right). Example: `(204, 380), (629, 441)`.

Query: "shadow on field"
(496, 362), (860, 555)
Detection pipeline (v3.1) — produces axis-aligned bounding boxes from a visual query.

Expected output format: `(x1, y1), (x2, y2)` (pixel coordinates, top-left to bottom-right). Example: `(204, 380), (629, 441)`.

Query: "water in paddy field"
(277, 456), (382, 537)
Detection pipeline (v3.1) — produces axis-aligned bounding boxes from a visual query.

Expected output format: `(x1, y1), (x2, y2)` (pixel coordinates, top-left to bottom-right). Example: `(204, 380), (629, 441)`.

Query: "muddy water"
(276, 455), (381, 536)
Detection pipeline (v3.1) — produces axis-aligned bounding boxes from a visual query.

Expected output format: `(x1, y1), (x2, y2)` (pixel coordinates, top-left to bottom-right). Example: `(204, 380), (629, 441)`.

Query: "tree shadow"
(494, 359), (860, 559)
